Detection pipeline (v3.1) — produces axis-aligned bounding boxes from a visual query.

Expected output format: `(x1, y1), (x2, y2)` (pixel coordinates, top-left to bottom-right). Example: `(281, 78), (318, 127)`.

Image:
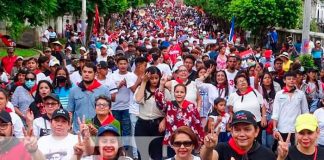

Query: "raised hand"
(73, 133), (85, 156)
(25, 109), (34, 128)
(118, 78), (127, 88)
(23, 127), (38, 153)
(142, 72), (151, 83)
(88, 123), (98, 136)
(277, 133), (291, 160)
(78, 116), (90, 140)
(206, 65), (214, 75)
(204, 122), (220, 149)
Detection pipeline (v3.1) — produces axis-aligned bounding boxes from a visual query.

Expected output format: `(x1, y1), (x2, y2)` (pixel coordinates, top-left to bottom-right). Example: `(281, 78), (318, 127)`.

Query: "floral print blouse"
(155, 89), (204, 145)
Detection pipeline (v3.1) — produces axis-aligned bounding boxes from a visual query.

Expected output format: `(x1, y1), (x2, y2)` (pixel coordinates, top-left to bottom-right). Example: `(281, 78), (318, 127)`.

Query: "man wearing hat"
(38, 108), (92, 160)
(0, 110), (44, 159)
(311, 40), (323, 70)
(1, 46), (18, 74)
(97, 44), (114, 63)
(30, 93), (61, 138)
(201, 110), (276, 159)
(277, 114), (324, 160)
(51, 40), (66, 67)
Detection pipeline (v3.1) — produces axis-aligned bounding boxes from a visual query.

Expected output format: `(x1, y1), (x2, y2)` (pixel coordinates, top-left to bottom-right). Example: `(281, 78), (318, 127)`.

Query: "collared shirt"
(272, 89), (309, 133)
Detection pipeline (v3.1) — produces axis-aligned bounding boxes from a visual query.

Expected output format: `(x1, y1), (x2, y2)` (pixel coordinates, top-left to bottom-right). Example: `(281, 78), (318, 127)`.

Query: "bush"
(299, 54), (315, 70)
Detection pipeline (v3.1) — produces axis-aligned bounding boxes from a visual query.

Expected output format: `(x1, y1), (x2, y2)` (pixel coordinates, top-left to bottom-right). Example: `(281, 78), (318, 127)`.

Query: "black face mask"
(56, 76), (67, 83)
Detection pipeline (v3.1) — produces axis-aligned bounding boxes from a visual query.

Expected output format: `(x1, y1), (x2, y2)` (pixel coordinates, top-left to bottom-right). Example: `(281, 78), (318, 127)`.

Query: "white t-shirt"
(33, 117), (51, 138)
(209, 113), (230, 132)
(157, 63), (172, 77)
(167, 155), (201, 160)
(228, 89), (263, 122)
(314, 108), (324, 145)
(38, 134), (77, 160)
(10, 112), (24, 138)
(225, 69), (238, 94)
(111, 71), (137, 110)
(70, 71), (82, 86)
(36, 72), (49, 84)
(97, 77), (118, 94)
(42, 29), (49, 42)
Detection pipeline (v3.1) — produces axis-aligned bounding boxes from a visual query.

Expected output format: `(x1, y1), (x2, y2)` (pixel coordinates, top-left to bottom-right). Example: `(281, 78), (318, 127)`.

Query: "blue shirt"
(54, 84), (74, 110)
(311, 48), (323, 59)
(68, 85), (110, 133)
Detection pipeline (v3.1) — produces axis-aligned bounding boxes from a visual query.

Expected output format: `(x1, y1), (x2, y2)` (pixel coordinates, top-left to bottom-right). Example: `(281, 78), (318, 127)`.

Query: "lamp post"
(81, 0), (87, 45)
(301, 0), (311, 54)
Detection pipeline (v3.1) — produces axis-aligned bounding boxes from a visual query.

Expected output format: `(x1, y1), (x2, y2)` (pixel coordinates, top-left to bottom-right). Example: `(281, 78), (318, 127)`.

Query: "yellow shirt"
(282, 60), (293, 72)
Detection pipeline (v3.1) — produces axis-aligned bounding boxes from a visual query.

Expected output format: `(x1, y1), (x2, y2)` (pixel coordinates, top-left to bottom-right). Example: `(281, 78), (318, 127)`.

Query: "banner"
(229, 16), (235, 42)
(92, 4), (100, 36)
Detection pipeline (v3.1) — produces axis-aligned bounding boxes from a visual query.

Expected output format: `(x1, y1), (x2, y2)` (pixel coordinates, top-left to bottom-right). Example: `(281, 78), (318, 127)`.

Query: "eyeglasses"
(178, 69), (188, 73)
(96, 103), (109, 108)
(0, 123), (11, 130)
(172, 141), (193, 147)
(45, 102), (59, 106)
(237, 80), (247, 84)
(25, 78), (35, 81)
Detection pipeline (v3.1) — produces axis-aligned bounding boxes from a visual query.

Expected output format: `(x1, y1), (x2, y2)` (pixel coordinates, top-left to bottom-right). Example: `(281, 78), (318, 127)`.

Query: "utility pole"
(301, 0), (311, 54)
(81, 0), (87, 46)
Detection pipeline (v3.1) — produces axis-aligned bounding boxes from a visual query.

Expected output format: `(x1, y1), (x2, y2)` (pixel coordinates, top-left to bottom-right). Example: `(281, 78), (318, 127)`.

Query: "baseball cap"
(17, 56), (24, 60)
(45, 47), (52, 52)
(43, 93), (60, 103)
(66, 46), (72, 51)
(0, 110), (12, 123)
(49, 59), (60, 67)
(279, 52), (289, 59)
(79, 46), (86, 52)
(52, 108), (70, 121)
(295, 113), (318, 132)
(100, 44), (108, 49)
(98, 61), (108, 69)
(231, 110), (257, 127)
(97, 124), (120, 136)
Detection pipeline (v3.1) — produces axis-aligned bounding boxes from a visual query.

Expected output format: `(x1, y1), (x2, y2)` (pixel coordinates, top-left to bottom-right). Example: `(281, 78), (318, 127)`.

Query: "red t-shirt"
(1, 55), (17, 73)
(0, 138), (32, 160)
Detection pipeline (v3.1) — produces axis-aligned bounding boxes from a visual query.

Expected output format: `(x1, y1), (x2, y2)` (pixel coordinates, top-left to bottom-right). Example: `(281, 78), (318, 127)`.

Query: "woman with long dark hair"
(52, 66), (73, 109)
(28, 80), (53, 118)
(134, 66), (167, 160)
(257, 71), (281, 148)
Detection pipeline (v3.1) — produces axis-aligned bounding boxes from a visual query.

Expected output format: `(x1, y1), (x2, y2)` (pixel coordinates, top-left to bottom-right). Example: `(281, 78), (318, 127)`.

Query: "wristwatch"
(273, 128), (278, 132)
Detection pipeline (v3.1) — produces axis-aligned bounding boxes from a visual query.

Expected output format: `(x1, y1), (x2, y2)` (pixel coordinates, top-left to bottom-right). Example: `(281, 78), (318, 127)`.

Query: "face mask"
(255, 53), (261, 58)
(184, 42), (189, 46)
(56, 76), (67, 83)
(25, 80), (35, 89)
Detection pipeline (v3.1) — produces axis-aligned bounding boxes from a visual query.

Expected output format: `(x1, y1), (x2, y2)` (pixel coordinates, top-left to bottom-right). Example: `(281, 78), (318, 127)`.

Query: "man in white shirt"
(272, 71), (309, 149)
(97, 45), (114, 63)
(41, 26), (50, 52)
(38, 109), (78, 160)
(96, 61), (118, 101)
(225, 55), (238, 94)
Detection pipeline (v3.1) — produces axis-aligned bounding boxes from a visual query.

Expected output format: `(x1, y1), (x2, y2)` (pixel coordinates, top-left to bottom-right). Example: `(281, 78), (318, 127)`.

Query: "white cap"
(49, 59), (60, 67)
(79, 46), (86, 52)
(100, 45), (108, 49)
(66, 46), (72, 51)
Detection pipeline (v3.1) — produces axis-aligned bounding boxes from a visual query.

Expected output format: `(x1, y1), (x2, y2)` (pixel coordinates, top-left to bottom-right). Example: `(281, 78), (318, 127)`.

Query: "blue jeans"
(112, 109), (131, 137)
(130, 113), (138, 158)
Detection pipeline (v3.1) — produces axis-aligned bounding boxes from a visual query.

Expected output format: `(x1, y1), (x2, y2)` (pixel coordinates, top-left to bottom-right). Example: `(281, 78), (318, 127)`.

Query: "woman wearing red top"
(155, 77), (204, 157)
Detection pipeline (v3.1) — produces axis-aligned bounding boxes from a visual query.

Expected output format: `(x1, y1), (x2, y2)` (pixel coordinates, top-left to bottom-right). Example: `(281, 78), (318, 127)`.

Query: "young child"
(207, 97), (231, 142)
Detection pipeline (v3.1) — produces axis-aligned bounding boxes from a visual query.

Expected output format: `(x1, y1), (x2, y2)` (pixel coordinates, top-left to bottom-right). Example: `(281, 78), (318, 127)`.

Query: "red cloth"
(237, 86), (254, 96)
(1, 55), (17, 73)
(168, 44), (182, 65)
(34, 69), (41, 75)
(228, 138), (247, 155)
(85, 79), (101, 92)
(29, 85), (37, 96)
(154, 89), (204, 145)
(101, 114), (116, 126)
(283, 86), (295, 93)
(5, 107), (12, 112)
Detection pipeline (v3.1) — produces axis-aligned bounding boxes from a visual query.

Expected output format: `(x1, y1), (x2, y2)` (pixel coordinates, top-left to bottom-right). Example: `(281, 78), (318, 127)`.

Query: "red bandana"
(218, 111), (226, 117)
(34, 69), (41, 75)
(180, 100), (191, 109)
(283, 86), (296, 93)
(101, 114), (115, 126)
(85, 79), (101, 92)
(5, 107), (12, 113)
(15, 82), (23, 86)
(29, 85), (37, 96)
(237, 86), (254, 96)
(228, 138), (247, 155)
(175, 77), (184, 84)
(217, 84), (226, 89)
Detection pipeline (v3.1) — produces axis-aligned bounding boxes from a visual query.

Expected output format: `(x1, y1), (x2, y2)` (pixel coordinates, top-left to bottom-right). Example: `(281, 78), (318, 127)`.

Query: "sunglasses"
(25, 78), (35, 81)
(172, 141), (193, 147)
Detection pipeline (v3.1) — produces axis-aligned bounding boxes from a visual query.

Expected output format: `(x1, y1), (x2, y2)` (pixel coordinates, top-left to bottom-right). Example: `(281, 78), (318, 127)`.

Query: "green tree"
(228, 0), (302, 45)
(0, 0), (57, 39)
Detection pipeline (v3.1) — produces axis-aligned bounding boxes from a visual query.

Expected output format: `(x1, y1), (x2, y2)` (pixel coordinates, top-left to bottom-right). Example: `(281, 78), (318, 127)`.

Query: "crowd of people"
(1, 4), (324, 160)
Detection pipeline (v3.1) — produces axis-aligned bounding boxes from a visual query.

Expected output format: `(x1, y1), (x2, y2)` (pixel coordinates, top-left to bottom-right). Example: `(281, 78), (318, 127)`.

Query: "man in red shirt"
(0, 110), (44, 159)
(1, 47), (17, 74)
